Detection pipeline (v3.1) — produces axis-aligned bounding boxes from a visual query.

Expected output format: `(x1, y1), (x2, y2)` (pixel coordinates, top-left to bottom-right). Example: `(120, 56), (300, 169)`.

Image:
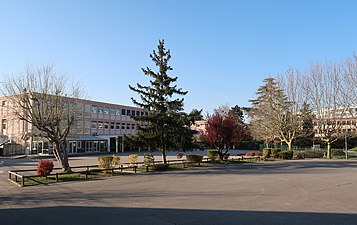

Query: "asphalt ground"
(1, 157), (357, 225)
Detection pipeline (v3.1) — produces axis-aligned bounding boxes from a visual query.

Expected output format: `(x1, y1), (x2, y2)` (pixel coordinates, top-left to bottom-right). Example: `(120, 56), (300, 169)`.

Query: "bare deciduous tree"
(1, 65), (84, 172)
(304, 62), (347, 159)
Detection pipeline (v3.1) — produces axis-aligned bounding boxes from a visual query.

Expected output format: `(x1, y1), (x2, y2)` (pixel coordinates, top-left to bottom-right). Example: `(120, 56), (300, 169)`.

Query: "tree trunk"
(287, 141), (292, 151)
(218, 150), (224, 161)
(162, 149), (167, 164)
(53, 141), (71, 172)
(327, 142), (332, 159)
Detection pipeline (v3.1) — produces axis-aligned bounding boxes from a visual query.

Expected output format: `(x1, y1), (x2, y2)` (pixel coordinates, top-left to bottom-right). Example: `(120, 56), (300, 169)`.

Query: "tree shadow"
(0, 206), (356, 225)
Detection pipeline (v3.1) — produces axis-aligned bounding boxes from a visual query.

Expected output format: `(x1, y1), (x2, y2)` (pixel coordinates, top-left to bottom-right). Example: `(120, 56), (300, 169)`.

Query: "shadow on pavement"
(1, 206), (356, 225)
(155, 160), (357, 176)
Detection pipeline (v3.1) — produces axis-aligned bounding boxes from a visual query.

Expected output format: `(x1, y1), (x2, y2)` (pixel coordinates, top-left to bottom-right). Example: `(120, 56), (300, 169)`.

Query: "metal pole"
(345, 133), (348, 160)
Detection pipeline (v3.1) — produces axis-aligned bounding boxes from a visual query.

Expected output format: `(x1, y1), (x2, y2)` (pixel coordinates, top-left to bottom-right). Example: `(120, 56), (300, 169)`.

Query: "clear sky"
(1, 0), (357, 114)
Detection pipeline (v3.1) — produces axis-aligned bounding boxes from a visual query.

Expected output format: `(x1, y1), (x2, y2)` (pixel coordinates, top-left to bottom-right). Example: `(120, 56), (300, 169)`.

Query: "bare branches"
(1, 65), (85, 171)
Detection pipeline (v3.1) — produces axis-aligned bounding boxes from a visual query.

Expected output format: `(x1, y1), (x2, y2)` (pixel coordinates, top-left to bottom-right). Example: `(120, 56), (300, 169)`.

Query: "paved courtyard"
(1, 157), (357, 225)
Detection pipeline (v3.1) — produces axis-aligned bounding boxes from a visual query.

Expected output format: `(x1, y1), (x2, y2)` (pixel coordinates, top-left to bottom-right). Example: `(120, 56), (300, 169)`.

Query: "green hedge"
(332, 149), (345, 158)
(302, 150), (325, 158)
(278, 151), (293, 160)
(293, 151), (304, 159)
(271, 148), (282, 156)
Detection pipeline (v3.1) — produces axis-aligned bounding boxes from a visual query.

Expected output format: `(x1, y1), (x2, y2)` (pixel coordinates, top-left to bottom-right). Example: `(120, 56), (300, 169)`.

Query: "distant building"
(190, 120), (208, 135)
(0, 95), (144, 155)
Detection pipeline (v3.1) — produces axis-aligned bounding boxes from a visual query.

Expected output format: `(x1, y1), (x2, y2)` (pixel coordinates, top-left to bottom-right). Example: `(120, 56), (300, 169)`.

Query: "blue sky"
(1, 0), (357, 114)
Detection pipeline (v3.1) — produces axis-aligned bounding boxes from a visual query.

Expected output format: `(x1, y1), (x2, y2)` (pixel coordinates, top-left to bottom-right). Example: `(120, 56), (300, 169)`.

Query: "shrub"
(37, 160), (54, 176)
(245, 152), (256, 156)
(153, 164), (169, 171)
(176, 152), (184, 159)
(98, 155), (121, 169)
(207, 150), (219, 160)
(302, 150), (325, 158)
(223, 153), (230, 160)
(186, 154), (203, 163)
(279, 151), (293, 160)
(129, 154), (138, 165)
(332, 149), (345, 158)
(271, 148), (282, 157)
(144, 153), (155, 166)
(293, 151), (304, 159)
(262, 148), (271, 158)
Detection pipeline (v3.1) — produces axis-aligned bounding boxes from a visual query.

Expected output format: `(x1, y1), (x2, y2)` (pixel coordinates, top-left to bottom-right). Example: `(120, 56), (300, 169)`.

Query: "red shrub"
(37, 160), (54, 175)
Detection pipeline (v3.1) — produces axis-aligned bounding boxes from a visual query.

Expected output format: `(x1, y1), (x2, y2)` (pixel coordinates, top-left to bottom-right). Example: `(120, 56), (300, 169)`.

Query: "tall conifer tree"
(128, 40), (188, 164)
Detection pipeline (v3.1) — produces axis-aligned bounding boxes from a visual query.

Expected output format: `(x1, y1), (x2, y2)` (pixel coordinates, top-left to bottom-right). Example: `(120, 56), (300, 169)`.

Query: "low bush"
(245, 152), (256, 156)
(186, 154), (203, 163)
(262, 148), (271, 158)
(223, 153), (230, 160)
(176, 152), (184, 159)
(98, 155), (121, 169)
(271, 148), (282, 157)
(302, 150), (325, 158)
(129, 154), (138, 165)
(279, 151), (293, 160)
(37, 160), (54, 176)
(332, 149), (345, 158)
(208, 150), (219, 160)
(143, 153), (155, 166)
(293, 151), (304, 159)
(153, 164), (169, 171)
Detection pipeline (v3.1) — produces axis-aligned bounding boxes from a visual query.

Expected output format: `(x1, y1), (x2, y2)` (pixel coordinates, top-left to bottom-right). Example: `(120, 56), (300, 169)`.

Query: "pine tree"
(128, 40), (188, 164)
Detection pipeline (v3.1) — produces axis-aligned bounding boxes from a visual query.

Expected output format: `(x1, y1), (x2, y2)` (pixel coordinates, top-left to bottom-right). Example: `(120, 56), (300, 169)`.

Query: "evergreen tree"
(249, 77), (298, 150)
(128, 40), (188, 164)
(230, 105), (245, 121)
(294, 102), (315, 147)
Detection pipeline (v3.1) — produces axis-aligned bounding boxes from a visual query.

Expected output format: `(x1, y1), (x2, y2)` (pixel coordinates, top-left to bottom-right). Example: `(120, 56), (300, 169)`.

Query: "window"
(104, 107), (109, 115)
(126, 109), (131, 116)
(116, 108), (121, 116)
(136, 111), (140, 116)
(91, 105), (97, 113)
(115, 123), (120, 130)
(91, 121), (97, 129)
(110, 108), (115, 116)
(122, 109), (126, 116)
(104, 122), (109, 129)
(131, 110), (135, 116)
(110, 122), (115, 129)
(122, 123), (126, 129)
(2, 101), (6, 106)
(141, 111), (144, 116)
(2, 119), (6, 129)
(98, 121), (103, 129)
(127, 123), (130, 129)
(131, 124), (135, 130)
(98, 106), (103, 114)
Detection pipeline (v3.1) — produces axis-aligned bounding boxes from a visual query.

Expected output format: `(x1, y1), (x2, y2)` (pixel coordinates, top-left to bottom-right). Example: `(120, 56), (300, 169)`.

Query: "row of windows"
(91, 121), (136, 130)
(91, 105), (148, 117)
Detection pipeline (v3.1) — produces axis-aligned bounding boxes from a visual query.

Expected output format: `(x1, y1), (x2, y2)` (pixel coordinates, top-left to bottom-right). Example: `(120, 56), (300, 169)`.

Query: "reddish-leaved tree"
(203, 111), (245, 160)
